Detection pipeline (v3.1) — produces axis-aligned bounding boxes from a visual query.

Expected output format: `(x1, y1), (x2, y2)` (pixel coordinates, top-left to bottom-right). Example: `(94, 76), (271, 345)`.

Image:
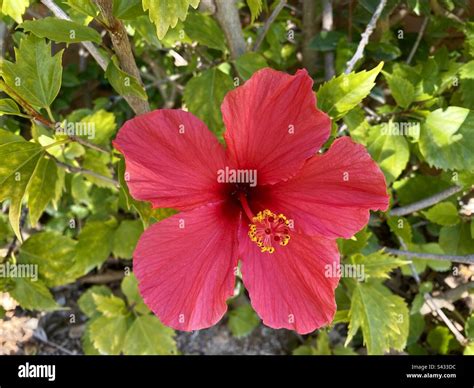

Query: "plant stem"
(389, 185), (463, 216)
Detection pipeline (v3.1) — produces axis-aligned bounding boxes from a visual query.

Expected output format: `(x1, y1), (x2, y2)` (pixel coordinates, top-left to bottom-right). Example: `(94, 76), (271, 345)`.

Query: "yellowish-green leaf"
(346, 280), (409, 355)
(28, 157), (58, 226)
(0, 132), (44, 240)
(123, 315), (177, 355)
(9, 278), (58, 311)
(317, 62), (383, 120)
(1, 35), (63, 109)
(422, 202), (459, 226)
(143, 0), (200, 39)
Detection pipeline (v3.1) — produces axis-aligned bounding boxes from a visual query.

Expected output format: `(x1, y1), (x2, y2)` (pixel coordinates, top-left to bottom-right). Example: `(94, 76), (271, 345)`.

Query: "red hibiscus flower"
(113, 68), (389, 334)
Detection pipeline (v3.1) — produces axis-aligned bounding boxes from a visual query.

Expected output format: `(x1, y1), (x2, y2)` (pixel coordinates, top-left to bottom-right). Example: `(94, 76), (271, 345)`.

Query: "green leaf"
(387, 216), (412, 243)
(78, 285), (113, 318)
(143, 0), (200, 40)
(123, 315), (177, 355)
(309, 31), (344, 52)
(81, 322), (101, 355)
(89, 314), (131, 355)
(105, 56), (147, 101)
(121, 274), (149, 315)
(93, 294), (128, 317)
(419, 107), (474, 171)
(9, 278), (58, 311)
(465, 314), (474, 341)
(350, 251), (408, 280)
(422, 202), (459, 226)
(113, 220), (143, 259)
(0, 98), (22, 116)
(400, 243), (452, 274)
(19, 17), (101, 44)
(18, 231), (77, 287)
(234, 52), (268, 81)
(439, 222), (474, 255)
(64, 0), (98, 18)
(464, 342), (474, 355)
(183, 67), (234, 134)
(184, 12), (226, 51)
(407, 313), (425, 346)
(427, 326), (456, 355)
(228, 304), (260, 338)
(1, 35), (63, 109)
(346, 280), (409, 355)
(459, 60), (474, 79)
(27, 157), (58, 226)
(0, 0), (29, 23)
(0, 132), (45, 240)
(317, 62), (383, 120)
(113, 0), (143, 19)
(338, 228), (372, 256)
(78, 109), (116, 145)
(366, 122), (410, 184)
(384, 72), (415, 109)
(82, 149), (114, 188)
(72, 218), (117, 274)
(246, 0), (263, 23)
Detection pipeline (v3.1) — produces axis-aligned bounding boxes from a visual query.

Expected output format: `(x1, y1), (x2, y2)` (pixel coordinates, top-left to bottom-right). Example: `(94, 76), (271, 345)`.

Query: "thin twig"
(345, 0), (387, 73)
(214, 0), (246, 59)
(253, 0), (287, 51)
(49, 156), (119, 188)
(397, 238), (468, 346)
(40, 0), (108, 71)
(389, 185), (463, 216)
(406, 16), (429, 65)
(33, 332), (75, 355)
(385, 248), (474, 265)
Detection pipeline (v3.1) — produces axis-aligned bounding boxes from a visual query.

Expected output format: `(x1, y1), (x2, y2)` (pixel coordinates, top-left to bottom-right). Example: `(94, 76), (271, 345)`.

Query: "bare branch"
(94, 0), (150, 115)
(40, 0), (108, 71)
(385, 248), (474, 265)
(345, 0), (387, 74)
(389, 185), (463, 216)
(214, 0), (246, 59)
(253, 0), (287, 52)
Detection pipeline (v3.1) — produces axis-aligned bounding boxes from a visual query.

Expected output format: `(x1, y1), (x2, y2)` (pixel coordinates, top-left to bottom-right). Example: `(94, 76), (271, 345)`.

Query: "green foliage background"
(0, 0), (473, 355)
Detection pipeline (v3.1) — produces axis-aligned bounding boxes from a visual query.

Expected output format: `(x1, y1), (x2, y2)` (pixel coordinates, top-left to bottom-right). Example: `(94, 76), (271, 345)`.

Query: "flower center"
(248, 210), (291, 254)
(238, 193), (291, 254)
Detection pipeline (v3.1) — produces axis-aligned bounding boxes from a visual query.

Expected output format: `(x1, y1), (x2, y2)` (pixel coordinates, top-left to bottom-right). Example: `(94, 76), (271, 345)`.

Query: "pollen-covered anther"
(248, 209), (291, 254)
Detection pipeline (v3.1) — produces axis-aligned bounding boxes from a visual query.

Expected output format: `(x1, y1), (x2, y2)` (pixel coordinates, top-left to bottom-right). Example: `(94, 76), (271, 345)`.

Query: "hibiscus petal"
(113, 109), (226, 211)
(252, 137), (389, 238)
(222, 68), (331, 185)
(134, 202), (240, 331)
(239, 225), (340, 334)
